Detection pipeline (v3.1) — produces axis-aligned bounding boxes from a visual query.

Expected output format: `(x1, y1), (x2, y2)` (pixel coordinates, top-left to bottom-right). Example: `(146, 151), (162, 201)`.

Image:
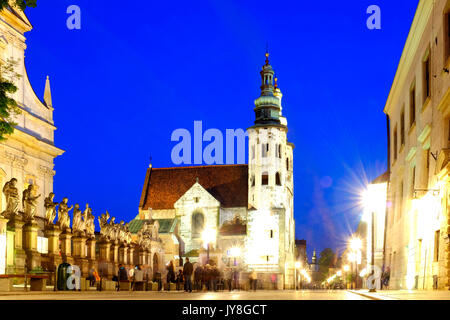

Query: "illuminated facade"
(384, 0), (450, 290)
(137, 53), (296, 288)
(0, 5), (64, 274)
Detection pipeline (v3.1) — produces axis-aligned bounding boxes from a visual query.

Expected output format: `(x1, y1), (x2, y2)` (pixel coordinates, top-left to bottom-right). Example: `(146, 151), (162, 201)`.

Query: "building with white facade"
(383, 0), (450, 290)
(0, 4), (64, 275)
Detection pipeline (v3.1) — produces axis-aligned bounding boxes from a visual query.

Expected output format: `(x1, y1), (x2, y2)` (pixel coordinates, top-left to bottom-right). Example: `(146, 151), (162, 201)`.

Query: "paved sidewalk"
(349, 289), (450, 300)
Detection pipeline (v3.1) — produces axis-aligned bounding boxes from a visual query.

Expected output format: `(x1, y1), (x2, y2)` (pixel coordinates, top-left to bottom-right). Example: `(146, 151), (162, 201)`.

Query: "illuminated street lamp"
(202, 228), (217, 264)
(229, 247), (241, 267)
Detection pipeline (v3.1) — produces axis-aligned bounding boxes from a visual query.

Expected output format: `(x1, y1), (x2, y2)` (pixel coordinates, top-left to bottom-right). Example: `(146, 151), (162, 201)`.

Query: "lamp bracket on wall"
(413, 188), (440, 199)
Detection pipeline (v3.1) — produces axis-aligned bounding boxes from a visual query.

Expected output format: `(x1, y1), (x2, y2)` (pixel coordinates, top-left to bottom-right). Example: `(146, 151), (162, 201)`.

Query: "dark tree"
(318, 248), (336, 281)
(0, 0), (36, 11)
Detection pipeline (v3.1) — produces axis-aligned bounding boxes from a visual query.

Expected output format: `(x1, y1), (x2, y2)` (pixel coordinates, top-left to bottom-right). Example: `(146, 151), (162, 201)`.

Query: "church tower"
(245, 52), (295, 287)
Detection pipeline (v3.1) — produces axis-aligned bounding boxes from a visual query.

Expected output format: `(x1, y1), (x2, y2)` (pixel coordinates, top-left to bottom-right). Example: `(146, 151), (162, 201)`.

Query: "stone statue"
(58, 197), (73, 232)
(98, 211), (110, 240)
(2, 178), (20, 218)
(44, 192), (58, 226)
(22, 184), (41, 222)
(108, 217), (118, 241)
(83, 204), (95, 239)
(118, 220), (126, 242)
(72, 203), (85, 236)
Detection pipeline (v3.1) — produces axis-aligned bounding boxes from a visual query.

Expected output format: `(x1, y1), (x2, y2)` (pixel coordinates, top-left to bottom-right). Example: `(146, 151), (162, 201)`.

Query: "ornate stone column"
(60, 231), (73, 264)
(128, 245), (135, 266)
(98, 240), (112, 278)
(119, 244), (128, 265)
(72, 235), (88, 276)
(0, 216), (9, 275)
(7, 217), (26, 274)
(86, 238), (97, 272)
(139, 248), (149, 266)
(44, 225), (62, 272)
(23, 221), (41, 270)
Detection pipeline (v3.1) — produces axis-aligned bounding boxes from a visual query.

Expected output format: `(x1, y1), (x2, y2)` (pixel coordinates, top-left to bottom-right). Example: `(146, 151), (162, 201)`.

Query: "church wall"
(219, 207), (247, 226)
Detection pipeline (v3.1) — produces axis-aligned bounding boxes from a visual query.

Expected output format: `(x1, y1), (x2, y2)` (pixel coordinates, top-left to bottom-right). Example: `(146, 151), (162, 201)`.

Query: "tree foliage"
(0, 58), (22, 141)
(0, 0), (36, 11)
(318, 248), (335, 281)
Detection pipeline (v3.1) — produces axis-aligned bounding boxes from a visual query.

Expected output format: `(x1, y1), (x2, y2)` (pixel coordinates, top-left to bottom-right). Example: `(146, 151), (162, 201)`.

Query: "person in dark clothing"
(117, 264), (128, 291)
(211, 266), (220, 292)
(176, 270), (184, 291)
(204, 265), (211, 291)
(194, 265), (203, 291)
(183, 257), (194, 292)
(166, 260), (175, 291)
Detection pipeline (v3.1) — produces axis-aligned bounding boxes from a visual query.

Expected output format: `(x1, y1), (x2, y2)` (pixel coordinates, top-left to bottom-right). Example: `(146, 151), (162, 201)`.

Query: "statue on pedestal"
(2, 178), (20, 218)
(83, 204), (95, 239)
(118, 220), (126, 243)
(58, 197), (73, 232)
(72, 204), (85, 236)
(98, 211), (111, 241)
(22, 184), (41, 222)
(44, 192), (58, 226)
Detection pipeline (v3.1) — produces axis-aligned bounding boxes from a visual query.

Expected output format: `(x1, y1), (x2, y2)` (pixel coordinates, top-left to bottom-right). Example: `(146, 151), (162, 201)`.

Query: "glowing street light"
(336, 270), (342, 277)
(350, 237), (362, 251)
(343, 265), (350, 272)
(229, 246), (241, 267)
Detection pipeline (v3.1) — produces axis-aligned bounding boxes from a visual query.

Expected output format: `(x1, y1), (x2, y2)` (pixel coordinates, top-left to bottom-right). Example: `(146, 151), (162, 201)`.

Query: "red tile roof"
(139, 165), (248, 210)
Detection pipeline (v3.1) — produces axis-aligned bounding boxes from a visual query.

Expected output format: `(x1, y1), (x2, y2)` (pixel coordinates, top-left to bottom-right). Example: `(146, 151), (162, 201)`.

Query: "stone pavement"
(349, 289), (450, 300)
(0, 289), (369, 300)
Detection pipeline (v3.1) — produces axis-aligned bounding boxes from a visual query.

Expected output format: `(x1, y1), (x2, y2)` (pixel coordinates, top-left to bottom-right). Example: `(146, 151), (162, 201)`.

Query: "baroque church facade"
(134, 53), (296, 288)
(0, 4), (64, 275)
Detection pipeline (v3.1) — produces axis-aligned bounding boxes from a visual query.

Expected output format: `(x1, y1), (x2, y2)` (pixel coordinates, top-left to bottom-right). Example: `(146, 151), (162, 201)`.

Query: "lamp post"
(369, 209), (376, 292)
(350, 237), (362, 290)
(229, 247), (241, 267)
(202, 228), (216, 264)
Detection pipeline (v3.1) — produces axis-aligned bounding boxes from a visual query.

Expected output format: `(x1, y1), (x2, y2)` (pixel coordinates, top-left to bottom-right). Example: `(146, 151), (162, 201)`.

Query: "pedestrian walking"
(176, 270), (184, 291)
(194, 265), (203, 291)
(183, 257), (193, 292)
(225, 268), (232, 291)
(166, 260), (175, 291)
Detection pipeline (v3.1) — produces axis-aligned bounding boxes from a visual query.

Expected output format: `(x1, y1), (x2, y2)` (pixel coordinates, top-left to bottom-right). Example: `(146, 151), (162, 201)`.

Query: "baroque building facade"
(384, 0), (450, 290)
(135, 53), (297, 288)
(0, 4), (64, 274)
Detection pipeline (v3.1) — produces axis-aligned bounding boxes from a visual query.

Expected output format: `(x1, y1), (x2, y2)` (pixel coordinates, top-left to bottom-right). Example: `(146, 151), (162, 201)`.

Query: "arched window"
(275, 172), (281, 186)
(286, 158), (289, 170)
(251, 175), (255, 187)
(191, 212), (204, 238)
(262, 172), (269, 186)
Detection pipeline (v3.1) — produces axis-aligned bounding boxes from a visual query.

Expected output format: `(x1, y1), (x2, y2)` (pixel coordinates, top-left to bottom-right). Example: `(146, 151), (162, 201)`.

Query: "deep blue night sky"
(23, 0), (419, 259)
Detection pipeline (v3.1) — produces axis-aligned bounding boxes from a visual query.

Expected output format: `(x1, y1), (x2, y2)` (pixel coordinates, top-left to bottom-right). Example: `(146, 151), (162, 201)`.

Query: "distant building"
(295, 239), (307, 266)
(133, 53), (297, 288)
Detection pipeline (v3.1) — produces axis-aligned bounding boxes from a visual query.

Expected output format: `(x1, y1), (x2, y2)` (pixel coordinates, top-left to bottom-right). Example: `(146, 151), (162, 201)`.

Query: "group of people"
(113, 264), (147, 291)
(164, 258), (257, 292)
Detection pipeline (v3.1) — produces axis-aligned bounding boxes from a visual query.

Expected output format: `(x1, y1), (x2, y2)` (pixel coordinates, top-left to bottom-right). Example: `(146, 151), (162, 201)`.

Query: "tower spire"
(250, 50), (285, 128)
(44, 75), (52, 108)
